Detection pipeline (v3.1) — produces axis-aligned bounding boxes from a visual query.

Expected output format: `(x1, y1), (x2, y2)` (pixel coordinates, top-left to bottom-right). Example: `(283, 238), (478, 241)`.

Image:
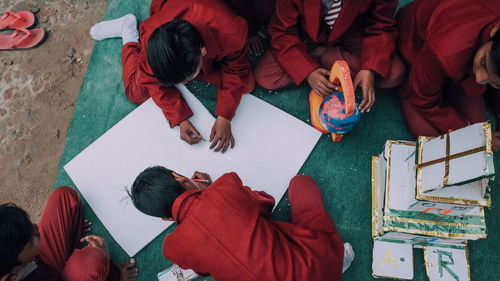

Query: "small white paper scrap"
(158, 264), (198, 281)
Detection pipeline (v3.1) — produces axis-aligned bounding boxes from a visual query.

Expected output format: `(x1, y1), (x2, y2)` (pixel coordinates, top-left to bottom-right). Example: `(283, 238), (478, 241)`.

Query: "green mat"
(52, 0), (500, 280)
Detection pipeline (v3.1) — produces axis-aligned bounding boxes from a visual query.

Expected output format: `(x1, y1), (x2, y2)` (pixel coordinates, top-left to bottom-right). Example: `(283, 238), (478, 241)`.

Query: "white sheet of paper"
(372, 240), (414, 280)
(64, 85), (322, 256)
(425, 245), (469, 281)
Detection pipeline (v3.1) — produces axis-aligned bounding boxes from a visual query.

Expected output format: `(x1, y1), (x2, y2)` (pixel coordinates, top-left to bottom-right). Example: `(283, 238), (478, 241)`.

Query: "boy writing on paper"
(397, 0), (500, 151)
(90, 0), (255, 153)
(0, 186), (137, 281)
(255, 0), (405, 113)
(127, 166), (355, 281)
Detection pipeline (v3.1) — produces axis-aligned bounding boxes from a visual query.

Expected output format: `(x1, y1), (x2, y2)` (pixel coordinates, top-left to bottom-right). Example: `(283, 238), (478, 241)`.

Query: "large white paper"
(64, 85), (322, 256)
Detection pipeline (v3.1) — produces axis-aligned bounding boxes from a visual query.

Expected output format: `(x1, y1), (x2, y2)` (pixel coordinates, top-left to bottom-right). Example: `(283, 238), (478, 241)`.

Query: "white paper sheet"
(64, 85), (322, 256)
(372, 240), (414, 280)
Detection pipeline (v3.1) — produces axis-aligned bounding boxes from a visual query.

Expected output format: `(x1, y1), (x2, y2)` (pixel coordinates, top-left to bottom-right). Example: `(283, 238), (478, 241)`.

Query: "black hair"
(128, 166), (185, 218)
(0, 204), (33, 277)
(147, 18), (204, 87)
(491, 28), (500, 75)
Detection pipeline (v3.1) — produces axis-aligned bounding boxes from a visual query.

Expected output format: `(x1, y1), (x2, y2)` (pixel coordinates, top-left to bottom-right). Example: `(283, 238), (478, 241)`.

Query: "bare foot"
(120, 258), (138, 281)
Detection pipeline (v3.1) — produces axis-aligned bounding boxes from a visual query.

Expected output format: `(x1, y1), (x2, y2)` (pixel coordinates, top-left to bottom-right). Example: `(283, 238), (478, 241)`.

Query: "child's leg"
(90, 14), (139, 45)
(90, 15), (146, 104)
(374, 54), (406, 89)
(287, 175), (353, 273)
(399, 84), (441, 138)
(62, 249), (138, 281)
(287, 175), (335, 232)
(320, 32), (361, 74)
(445, 83), (486, 125)
(121, 42), (151, 104)
(321, 45), (360, 75)
(62, 247), (110, 281)
(255, 50), (295, 90)
(321, 35), (405, 88)
(38, 186), (83, 272)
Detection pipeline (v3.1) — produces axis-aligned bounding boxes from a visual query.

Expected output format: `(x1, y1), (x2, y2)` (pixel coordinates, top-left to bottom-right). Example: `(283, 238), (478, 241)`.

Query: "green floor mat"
(52, 0), (500, 280)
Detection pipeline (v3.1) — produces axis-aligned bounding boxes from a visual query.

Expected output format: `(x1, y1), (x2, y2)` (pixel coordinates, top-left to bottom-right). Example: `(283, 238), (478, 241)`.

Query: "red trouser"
(28, 186), (119, 281)
(255, 37), (405, 90)
(287, 175), (343, 245)
(400, 82), (487, 138)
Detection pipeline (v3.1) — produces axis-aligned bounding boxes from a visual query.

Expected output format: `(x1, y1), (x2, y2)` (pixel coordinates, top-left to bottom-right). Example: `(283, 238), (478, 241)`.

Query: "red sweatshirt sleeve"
(224, 172), (275, 217)
(268, 0), (320, 85)
(214, 20), (251, 121)
(241, 186), (275, 218)
(121, 42), (193, 127)
(403, 44), (467, 132)
(360, 0), (398, 78)
(216, 47), (250, 120)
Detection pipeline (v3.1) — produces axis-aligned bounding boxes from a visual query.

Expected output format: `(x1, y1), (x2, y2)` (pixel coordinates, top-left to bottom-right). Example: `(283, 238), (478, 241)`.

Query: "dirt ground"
(0, 0), (107, 222)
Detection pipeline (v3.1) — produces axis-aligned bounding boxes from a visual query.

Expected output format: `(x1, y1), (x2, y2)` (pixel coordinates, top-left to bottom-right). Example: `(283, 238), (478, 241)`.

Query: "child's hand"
(306, 68), (337, 97)
(210, 117), (234, 153)
(247, 32), (266, 56)
(80, 235), (110, 258)
(179, 120), (202, 144)
(191, 171), (212, 190)
(354, 69), (375, 113)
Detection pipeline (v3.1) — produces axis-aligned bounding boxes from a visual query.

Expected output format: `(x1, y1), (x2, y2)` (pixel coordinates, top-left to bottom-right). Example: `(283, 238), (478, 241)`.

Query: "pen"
(192, 179), (211, 183)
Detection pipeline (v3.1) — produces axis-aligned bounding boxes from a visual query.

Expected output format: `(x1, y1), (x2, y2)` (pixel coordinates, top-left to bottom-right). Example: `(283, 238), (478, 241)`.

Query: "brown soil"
(0, 0), (107, 222)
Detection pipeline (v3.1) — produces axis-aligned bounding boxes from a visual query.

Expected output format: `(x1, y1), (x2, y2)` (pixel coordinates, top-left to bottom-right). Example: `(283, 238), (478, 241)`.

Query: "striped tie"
(324, 0), (342, 29)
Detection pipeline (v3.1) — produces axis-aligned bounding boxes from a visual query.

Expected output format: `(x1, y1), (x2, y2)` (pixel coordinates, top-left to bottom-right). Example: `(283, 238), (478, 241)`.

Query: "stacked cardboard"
(371, 122), (494, 280)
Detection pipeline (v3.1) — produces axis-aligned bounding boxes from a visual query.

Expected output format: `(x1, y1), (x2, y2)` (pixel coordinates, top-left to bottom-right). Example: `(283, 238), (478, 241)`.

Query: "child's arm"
(121, 42), (194, 130)
(402, 44), (467, 133)
(359, 0), (398, 79)
(268, 0), (320, 86)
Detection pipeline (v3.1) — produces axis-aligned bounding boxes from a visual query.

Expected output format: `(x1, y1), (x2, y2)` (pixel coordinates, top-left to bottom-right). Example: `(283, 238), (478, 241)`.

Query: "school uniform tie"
(324, 0), (342, 28)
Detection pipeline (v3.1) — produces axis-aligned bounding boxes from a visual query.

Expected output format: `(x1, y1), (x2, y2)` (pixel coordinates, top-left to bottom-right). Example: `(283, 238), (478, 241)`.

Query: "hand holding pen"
(191, 171), (212, 190)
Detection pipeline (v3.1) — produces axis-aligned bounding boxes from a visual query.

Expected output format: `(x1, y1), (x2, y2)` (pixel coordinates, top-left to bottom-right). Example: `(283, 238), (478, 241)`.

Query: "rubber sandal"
(0, 28), (46, 50)
(0, 11), (36, 30)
